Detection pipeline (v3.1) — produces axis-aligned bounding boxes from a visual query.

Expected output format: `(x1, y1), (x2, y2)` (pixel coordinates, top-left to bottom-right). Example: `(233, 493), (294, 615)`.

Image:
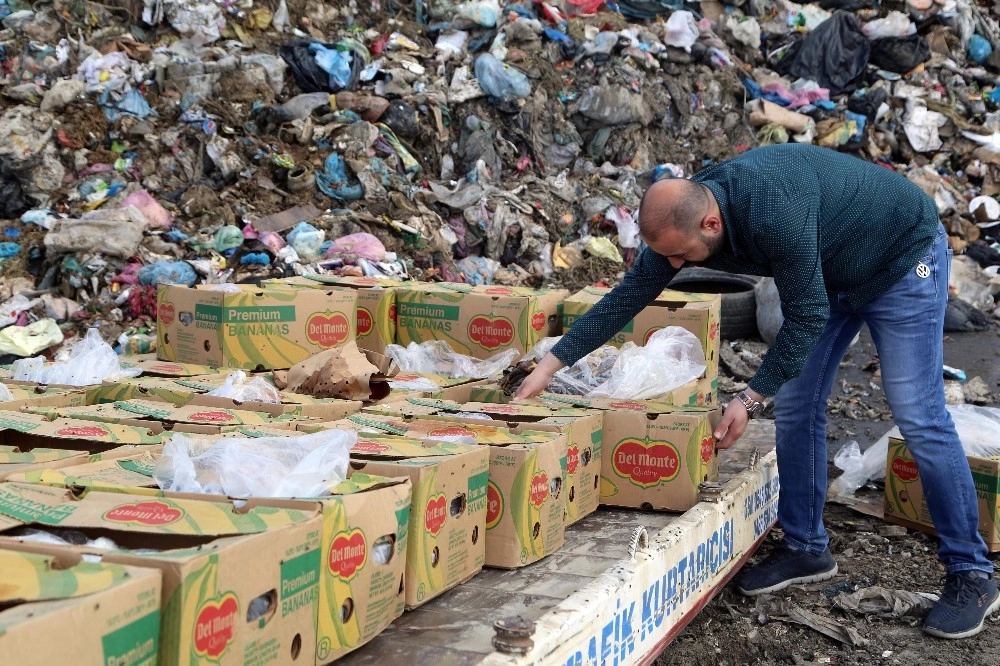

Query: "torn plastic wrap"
(11, 328), (141, 385)
(205, 371), (281, 403)
(385, 340), (518, 378)
(154, 430), (357, 498)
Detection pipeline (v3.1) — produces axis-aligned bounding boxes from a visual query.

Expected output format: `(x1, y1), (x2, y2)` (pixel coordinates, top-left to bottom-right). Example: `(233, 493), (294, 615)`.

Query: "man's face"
(642, 225), (722, 269)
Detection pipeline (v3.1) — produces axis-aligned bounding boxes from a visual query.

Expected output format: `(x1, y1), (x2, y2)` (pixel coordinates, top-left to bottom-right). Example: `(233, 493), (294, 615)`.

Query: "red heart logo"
(566, 446), (580, 475)
(892, 457), (919, 483)
(529, 472), (549, 507)
(700, 436), (715, 464)
(57, 425), (110, 438)
(468, 315), (514, 351)
(612, 439), (680, 488)
(486, 481), (503, 529)
(193, 593), (239, 659)
(329, 529), (367, 580)
(531, 311), (546, 332)
(424, 494), (447, 535)
(158, 303), (175, 325)
(643, 327), (663, 345)
(388, 303), (397, 324)
(104, 500), (184, 526)
(306, 312), (351, 348)
(356, 307), (373, 336)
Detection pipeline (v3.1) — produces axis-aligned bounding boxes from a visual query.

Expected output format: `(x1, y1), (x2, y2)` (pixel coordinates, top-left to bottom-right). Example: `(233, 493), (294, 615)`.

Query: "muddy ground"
(657, 326), (1000, 666)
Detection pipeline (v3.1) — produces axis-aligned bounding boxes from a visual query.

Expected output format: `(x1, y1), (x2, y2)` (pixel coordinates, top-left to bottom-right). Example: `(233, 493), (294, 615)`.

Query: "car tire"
(668, 267), (761, 340)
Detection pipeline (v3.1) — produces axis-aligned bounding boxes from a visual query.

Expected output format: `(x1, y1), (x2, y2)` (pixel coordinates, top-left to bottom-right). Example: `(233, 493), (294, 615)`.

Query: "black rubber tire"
(668, 268), (761, 340)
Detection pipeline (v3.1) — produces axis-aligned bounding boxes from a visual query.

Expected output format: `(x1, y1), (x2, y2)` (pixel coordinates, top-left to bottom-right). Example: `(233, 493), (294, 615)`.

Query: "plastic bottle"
(474, 53), (531, 99)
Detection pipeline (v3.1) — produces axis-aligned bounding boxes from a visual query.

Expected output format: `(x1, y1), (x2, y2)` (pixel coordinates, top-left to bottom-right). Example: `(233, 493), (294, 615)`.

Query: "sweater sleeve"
(551, 247), (678, 367)
(747, 188), (830, 397)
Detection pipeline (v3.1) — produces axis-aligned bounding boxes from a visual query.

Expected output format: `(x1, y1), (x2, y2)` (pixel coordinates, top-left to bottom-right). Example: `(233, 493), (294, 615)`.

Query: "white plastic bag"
(11, 328), (141, 385)
(154, 430), (356, 498)
(206, 371), (281, 403)
(385, 340), (518, 379)
(0, 382), (14, 402)
(664, 11), (700, 52)
(586, 327), (706, 399)
(830, 404), (1000, 497)
(521, 336), (623, 396)
(862, 11), (914, 39)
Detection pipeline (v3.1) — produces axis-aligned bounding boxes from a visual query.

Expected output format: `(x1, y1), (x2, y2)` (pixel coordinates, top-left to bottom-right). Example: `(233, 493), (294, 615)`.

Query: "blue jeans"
(772, 224), (991, 574)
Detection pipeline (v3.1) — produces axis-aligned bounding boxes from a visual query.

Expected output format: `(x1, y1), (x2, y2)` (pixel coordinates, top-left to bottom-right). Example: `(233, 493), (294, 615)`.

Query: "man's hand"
(514, 352), (565, 400)
(714, 397), (751, 449)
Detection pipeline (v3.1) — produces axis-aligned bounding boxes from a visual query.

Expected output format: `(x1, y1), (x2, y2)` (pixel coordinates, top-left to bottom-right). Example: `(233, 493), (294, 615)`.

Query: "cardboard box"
(363, 398), (602, 525)
(0, 546), (162, 666)
(347, 435), (490, 606)
(0, 482), (324, 666)
(24, 398), (311, 435)
(884, 438), (1000, 551)
(382, 372), (491, 403)
(471, 374), (719, 410)
(0, 445), (92, 480)
(272, 275), (407, 355)
(394, 284), (568, 359)
(0, 386), (90, 410)
(562, 287), (721, 376)
(94, 378), (362, 421)
(0, 410), (162, 453)
(156, 284), (357, 369)
(14, 452), (413, 663)
(120, 355), (226, 377)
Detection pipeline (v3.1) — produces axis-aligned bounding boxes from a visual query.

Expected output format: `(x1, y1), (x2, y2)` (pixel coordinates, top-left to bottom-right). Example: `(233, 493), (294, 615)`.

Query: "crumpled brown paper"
(273, 342), (397, 401)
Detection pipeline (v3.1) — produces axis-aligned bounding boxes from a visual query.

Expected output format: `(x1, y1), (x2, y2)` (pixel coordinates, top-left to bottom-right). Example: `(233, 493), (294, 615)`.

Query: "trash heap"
(0, 0), (998, 364)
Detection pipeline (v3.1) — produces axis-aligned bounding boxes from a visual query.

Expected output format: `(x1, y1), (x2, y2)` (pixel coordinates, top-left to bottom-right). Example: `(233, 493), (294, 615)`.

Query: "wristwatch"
(737, 390), (764, 418)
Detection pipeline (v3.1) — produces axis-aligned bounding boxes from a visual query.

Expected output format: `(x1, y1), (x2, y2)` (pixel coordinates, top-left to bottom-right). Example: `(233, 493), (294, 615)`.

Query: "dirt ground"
(657, 326), (1000, 666)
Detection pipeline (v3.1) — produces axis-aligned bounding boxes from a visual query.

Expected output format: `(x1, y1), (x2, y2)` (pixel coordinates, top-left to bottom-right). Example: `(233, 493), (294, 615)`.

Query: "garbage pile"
(0, 0), (998, 361)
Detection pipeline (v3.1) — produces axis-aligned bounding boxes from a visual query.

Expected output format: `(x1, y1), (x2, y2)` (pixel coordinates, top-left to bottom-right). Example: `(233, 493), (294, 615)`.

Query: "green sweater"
(551, 144), (939, 397)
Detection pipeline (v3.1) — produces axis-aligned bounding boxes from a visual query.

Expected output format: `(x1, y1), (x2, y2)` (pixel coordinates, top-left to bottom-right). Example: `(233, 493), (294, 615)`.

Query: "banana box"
(268, 275), (409, 355)
(365, 397), (601, 526)
(0, 385), (90, 410)
(119, 355), (227, 377)
(0, 482), (324, 666)
(23, 399), (311, 435)
(8, 451), (414, 663)
(348, 435), (489, 607)
(562, 286), (722, 378)
(0, 411), (162, 479)
(394, 283), (568, 360)
(381, 372), (492, 403)
(93, 377), (362, 421)
(884, 438), (1000, 551)
(156, 284), (357, 369)
(0, 546), (162, 666)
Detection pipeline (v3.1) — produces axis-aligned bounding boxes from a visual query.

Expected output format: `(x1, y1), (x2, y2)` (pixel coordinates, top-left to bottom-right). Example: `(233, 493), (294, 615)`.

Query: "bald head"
(638, 179), (711, 242)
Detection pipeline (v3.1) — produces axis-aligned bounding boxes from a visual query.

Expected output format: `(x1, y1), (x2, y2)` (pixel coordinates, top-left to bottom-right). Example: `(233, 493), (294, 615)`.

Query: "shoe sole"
(923, 593), (1000, 640)
(736, 563), (839, 597)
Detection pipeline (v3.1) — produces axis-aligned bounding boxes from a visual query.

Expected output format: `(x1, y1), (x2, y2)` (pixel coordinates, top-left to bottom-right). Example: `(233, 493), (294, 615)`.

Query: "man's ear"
(701, 214), (723, 235)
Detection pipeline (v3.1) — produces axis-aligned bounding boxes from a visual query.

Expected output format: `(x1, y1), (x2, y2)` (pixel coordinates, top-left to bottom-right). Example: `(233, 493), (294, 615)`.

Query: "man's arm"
(517, 247), (677, 398)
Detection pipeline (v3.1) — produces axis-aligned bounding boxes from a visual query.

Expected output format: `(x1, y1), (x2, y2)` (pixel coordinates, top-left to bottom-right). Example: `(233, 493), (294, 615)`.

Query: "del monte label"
(609, 400), (647, 411)
(529, 472), (549, 507)
(56, 425), (110, 438)
(104, 500), (184, 526)
(158, 303), (175, 325)
(356, 307), (374, 336)
(566, 446), (580, 475)
(329, 528), (367, 580)
(468, 315), (514, 351)
(193, 593), (239, 660)
(189, 410), (235, 423)
(892, 457), (919, 482)
(612, 438), (681, 488)
(353, 440), (391, 454)
(424, 493), (447, 535)
(531, 311), (546, 332)
(700, 436), (715, 463)
(305, 312), (350, 348)
(486, 481), (503, 529)
(427, 426), (475, 439)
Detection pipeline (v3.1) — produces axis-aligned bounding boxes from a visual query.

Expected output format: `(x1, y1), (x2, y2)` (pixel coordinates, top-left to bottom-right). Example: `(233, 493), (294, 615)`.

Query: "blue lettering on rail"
(563, 519), (735, 666)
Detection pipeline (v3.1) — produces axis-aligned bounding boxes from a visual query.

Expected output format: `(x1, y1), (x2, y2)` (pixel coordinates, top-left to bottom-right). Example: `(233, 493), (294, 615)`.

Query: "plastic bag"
(586, 327), (706, 399)
(324, 233), (386, 263)
(206, 371), (281, 403)
(0, 382), (14, 402)
(474, 54), (531, 99)
(385, 340), (518, 379)
(154, 430), (356, 498)
(664, 11), (699, 52)
(862, 11), (914, 39)
(287, 221), (325, 259)
(830, 405), (1000, 497)
(0, 319), (65, 357)
(388, 376), (443, 392)
(521, 336), (624, 396)
(868, 35), (930, 74)
(11, 328), (141, 383)
(774, 11), (870, 96)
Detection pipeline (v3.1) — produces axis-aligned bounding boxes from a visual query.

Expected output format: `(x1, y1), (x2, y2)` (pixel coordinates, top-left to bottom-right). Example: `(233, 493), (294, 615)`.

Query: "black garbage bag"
(773, 12), (870, 96)
(869, 34), (931, 73)
(0, 158), (32, 219)
(279, 40), (365, 93)
(965, 240), (1000, 268)
(944, 295), (992, 332)
(848, 87), (889, 121)
(819, 0), (874, 10)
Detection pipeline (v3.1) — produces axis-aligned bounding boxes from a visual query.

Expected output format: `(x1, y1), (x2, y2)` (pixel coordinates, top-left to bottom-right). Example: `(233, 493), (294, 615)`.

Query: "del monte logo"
(892, 457), (919, 482)
(480, 404), (518, 414)
(609, 400), (647, 411)
(700, 436), (715, 463)
(468, 315), (514, 351)
(643, 327), (664, 345)
(104, 500), (184, 526)
(484, 287), (513, 295)
(567, 446), (580, 475)
(306, 311), (350, 348)
(531, 311), (546, 332)
(486, 481), (503, 529)
(57, 425), (110, 438)
(353, 440), (391, 454)
(329, 529), (367, 580)
(189, 410), (235, 423)
(158, 303), (175, 325)
(529, 472), (549, 507)
(424, 493), (447, 535)
(428, 426), (475, 438)
(613, 438), (681, 488)
(356, 307), (374, 336)
(194, 593), (239, 660)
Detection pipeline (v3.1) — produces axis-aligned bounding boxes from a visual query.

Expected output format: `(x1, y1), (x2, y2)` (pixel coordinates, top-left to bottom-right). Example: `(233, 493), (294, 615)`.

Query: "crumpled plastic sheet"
(385, 340), (518, 379)
(315, 152), (364, 201)
(829, 404), (1000, 497)
(206, 371), (281, 403)
(0, 319), (64, 358)
(0, 382), (14, 402)
(11, 327), (141, 384)
(154, 430), (356, 498)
